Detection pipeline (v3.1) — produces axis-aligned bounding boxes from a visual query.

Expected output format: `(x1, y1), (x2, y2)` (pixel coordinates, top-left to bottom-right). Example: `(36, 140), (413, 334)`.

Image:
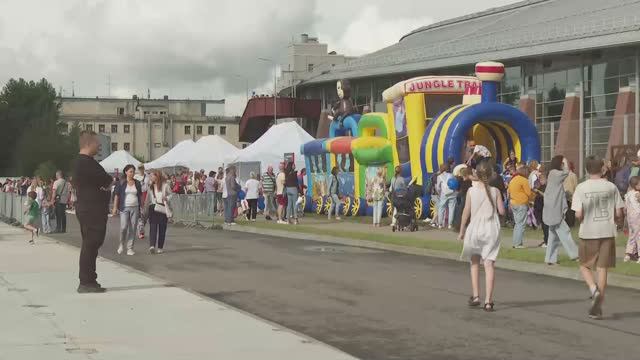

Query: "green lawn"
(239, 220), (640, 277)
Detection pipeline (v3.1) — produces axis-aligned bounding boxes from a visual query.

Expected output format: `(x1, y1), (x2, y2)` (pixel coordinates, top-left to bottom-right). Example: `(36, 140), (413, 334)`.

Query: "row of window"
(82, 124), (130, 133)
(184, 125), (226, 135)
(111, 142), (131, 151)
(78, 123), (227, 136)
(142, 111), (167, 115)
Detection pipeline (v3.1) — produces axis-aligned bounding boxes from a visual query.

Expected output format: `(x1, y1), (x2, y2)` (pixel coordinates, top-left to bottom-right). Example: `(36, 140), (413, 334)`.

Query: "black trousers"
(77, 211), (107, 285)
(247, 199), (258, 220)
(149, 210), (168, 249)
(55, 203), (67, 232)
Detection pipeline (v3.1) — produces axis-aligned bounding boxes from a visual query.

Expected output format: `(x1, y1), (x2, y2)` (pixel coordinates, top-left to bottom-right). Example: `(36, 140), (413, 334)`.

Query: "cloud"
(0, 0), (520, 115)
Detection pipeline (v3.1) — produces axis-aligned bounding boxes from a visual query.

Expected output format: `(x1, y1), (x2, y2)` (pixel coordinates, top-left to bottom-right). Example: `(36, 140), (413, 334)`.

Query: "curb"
(226, 225), (640, 292)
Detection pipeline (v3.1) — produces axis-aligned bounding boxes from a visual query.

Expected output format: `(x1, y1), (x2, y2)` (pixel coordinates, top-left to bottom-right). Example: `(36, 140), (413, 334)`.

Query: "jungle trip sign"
(404, 76), (481, 94)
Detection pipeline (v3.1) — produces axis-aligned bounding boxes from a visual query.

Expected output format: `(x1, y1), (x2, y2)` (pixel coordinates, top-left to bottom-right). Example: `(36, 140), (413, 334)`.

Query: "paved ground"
(0, 224), (355, 360)
(49, 215), (640, 360)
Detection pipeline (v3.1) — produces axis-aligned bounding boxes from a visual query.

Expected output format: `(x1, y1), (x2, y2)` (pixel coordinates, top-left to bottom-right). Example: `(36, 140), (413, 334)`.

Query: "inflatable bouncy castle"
(301, 62), (541, 218)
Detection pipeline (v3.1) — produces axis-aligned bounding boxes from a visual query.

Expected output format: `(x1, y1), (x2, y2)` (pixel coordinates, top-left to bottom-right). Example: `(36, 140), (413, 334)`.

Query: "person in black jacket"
(284, 162), (299, 224)
(73, 131), (113, 293)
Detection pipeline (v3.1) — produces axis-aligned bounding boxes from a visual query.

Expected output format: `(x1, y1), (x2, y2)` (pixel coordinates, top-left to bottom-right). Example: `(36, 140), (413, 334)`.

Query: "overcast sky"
(0, 0), (519, 115)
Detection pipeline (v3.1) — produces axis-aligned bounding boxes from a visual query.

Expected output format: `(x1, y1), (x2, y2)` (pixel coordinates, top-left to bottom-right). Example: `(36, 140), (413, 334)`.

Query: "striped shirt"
(262, 172), (276, 193)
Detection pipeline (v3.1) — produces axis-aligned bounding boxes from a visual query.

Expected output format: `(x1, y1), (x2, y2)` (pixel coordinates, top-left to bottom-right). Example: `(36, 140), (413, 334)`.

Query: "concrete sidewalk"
(0, 223), (357, 360)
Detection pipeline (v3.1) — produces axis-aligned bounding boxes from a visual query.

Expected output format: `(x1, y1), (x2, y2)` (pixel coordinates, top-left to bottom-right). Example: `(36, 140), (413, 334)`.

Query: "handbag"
(150, 188), (172, 218)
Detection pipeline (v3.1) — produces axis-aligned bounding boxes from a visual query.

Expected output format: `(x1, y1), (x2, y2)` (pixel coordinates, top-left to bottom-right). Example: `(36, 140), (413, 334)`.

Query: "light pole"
(258, 57), (277, 124)
(233, 74), (249, 105)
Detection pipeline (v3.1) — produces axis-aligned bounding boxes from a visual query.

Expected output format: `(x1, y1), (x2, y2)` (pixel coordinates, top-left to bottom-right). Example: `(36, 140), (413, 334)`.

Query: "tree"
(34, 160), (58, 181)
(0, 78), (77, 176)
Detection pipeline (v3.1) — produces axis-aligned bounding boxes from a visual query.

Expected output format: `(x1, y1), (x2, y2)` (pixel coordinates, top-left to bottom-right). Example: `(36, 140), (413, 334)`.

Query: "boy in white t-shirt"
(571, 155), (624, 320)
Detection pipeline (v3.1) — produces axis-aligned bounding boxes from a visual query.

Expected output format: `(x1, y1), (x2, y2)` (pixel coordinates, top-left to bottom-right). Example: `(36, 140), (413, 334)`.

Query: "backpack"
(616, 164), (632, 193)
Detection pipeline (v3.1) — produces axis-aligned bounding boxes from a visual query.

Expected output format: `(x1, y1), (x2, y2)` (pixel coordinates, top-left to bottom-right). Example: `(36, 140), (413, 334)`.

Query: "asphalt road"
(51, 215), (640, 360)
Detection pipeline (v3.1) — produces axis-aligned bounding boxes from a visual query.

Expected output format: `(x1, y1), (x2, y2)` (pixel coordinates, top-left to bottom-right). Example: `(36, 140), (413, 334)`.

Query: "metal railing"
(169, 193), (220, 229)
(0, 192), (28, 225)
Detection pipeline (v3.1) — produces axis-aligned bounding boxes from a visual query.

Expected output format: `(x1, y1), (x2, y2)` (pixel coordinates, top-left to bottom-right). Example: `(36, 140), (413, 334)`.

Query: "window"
(124, 142), (130, 151)
(111, 124), (118, 133)
(308, 63), (314, 72)
(117, 107), (124, 115)
(160, 111), (166, 115)
(143, 111), (149, 115)
(219, 126), (226, 135)
(184, 125), (191, 134)
(85, 124), (93, 131)
(196, 126), (202, 135)
(111, 142), (118, 151)
(208, 126), (215, 135)
(98, 124), (105, 133)
(154, 143), (161, 148)
(153, 124), (161, 129)
(152, 111), (158, 114)
(124, 125), (130, 133)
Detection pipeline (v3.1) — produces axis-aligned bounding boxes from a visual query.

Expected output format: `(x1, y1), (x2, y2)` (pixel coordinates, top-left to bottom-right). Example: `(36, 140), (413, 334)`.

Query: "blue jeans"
(286, 187), (298, 219)
(438, 194), (456, 227)
(119, 206), (139, 250)
(544, 220), (579, 263)
(328, 194), (341, 219)
(512, 204), (528, 247)
(372, 200), (383, 224)
(224, 195), (237, 223)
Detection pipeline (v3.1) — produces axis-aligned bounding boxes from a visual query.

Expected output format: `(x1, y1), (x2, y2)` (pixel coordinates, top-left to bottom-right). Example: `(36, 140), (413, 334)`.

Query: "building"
(277, 34), (354, 96)
(59, 96), (244, 161)
(292, 0), (640, 175)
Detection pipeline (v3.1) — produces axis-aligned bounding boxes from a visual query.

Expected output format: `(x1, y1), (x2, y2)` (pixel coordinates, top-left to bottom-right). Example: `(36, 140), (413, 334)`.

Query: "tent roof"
(227, 121), (314, 171)
(99, 150), (141, 173)
(179, 135), (239, 171)
(144, 139), (195, 169)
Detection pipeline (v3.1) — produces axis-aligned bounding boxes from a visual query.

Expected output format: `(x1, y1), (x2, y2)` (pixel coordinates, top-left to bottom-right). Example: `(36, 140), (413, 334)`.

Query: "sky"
(0, 0), (520, 115)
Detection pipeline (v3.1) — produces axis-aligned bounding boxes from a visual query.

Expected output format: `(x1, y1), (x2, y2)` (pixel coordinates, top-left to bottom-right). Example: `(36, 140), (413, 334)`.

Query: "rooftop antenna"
(71, 81), (75, 97)
(58, 86), (62, 97)
(107, 74), (111, 97)
(147, 88), (150, 99)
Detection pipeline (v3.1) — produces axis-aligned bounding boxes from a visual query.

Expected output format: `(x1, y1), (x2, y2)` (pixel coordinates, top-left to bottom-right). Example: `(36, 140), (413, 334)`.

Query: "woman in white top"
(244, 172), (261, 221)
(458, 161), (505, 312)
(143, 170), (173, 254)
(112, 165), (142, 256)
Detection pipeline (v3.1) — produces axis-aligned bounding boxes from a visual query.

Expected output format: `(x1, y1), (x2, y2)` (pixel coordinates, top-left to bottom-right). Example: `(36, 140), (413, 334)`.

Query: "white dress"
(461, 185), (501, 261)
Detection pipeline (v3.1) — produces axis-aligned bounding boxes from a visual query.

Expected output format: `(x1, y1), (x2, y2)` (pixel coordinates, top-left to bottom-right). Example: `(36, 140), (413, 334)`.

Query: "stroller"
(391, 187), (418, 232)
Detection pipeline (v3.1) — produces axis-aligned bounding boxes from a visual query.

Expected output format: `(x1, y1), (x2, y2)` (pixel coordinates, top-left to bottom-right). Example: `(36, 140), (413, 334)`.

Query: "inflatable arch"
(421, 62), (541, 175)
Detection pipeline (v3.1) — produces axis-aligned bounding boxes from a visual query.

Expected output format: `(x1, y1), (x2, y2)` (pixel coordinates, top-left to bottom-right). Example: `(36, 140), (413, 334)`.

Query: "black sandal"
(483, 302), (495, 312)
(468, 296), (481, 307)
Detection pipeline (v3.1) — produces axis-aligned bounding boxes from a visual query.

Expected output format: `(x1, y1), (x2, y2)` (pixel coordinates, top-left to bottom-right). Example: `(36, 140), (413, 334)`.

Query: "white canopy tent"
(99, 150), (141, 173)
(144, 139), (195, 170)
(180, 135), (239, 171)
(226, 121), (313, 172)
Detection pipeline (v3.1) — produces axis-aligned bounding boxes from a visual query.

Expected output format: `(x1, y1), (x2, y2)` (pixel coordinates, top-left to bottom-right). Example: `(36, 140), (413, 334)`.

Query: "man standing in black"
(73, 131), (113, 293)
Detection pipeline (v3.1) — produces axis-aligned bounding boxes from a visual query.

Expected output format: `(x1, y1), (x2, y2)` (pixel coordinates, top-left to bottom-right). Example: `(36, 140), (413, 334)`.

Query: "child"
(23, 191), (40, 244)
(458, 161), (505, 312)
(572, 155), (624, 320)
(624, 176), (640, 263)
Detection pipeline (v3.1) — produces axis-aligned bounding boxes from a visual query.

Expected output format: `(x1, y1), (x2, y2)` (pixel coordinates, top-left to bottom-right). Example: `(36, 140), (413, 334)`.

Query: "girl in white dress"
(458, 161), (505, 311)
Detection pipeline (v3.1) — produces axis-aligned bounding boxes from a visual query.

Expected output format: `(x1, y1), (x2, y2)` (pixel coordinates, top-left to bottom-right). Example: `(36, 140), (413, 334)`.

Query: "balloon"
(447, 177), (460, 191)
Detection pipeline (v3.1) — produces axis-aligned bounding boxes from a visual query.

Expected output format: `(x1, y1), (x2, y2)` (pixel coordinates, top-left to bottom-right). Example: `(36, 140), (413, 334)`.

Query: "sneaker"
(277, 220), (287, 224)
(156, 248), (164, 254)
(77, 283), (106, 294)
(512, 245), (525, 249)
(28, 239), (35, 245)
(149, 247), (156, 254)
(447, 225), (453, 230)
(589, 287), (603, 320)
(624, 255), (631, 262)
(265, 215), (272, 221)
(335, 217), (341, 221)
(117, 244), (124, 254)
(541, 243), (547, 248)
(251, 219), (257, 222)
(229, 222), (237, 226)
(126, 249), (135, 256)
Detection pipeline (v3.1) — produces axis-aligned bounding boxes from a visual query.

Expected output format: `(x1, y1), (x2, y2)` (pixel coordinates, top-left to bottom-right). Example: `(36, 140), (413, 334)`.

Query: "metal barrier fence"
(0, 191), (222, 229)
(169, 193), (220, 229)
(0, 192), (28, 225)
